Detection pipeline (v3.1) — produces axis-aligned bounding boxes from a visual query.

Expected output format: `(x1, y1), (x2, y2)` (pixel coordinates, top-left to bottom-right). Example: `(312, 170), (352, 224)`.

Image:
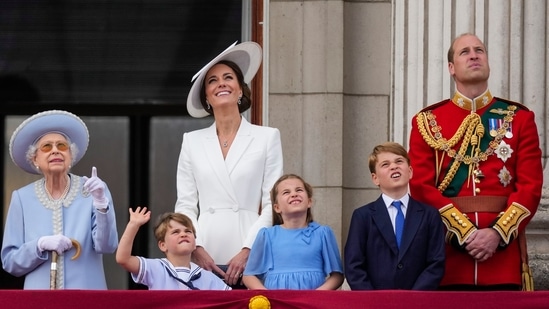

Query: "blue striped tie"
(393, 200), (404, 248)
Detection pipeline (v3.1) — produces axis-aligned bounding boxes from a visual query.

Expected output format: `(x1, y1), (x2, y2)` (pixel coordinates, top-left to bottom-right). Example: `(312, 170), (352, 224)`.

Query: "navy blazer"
(344, 195), (445, 290)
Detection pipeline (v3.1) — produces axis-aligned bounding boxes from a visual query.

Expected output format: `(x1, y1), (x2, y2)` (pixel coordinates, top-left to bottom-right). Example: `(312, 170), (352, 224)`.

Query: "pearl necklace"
(35, 174), (79, 211)
(44, 175), (71, 201)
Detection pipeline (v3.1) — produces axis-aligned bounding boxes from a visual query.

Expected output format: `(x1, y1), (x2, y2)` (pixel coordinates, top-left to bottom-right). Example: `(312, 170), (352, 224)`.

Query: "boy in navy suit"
(344, 142), (445, 290)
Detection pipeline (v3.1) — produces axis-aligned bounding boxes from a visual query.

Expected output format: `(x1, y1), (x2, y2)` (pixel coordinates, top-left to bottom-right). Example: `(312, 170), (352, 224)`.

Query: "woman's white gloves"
(83, 166), (109, 210)
(37, 235), (72, 254)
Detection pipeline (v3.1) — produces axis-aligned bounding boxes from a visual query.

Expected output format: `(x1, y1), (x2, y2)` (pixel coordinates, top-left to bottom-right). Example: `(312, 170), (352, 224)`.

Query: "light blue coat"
(1, 174), (118, 289)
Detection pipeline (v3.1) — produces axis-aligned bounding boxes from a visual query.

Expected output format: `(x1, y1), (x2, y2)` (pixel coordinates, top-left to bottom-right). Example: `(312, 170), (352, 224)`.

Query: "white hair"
(25, 138), (79, 174)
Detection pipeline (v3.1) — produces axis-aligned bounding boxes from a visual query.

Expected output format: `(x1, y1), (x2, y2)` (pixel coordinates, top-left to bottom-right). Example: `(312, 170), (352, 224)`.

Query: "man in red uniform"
(408, 33), (542, 290)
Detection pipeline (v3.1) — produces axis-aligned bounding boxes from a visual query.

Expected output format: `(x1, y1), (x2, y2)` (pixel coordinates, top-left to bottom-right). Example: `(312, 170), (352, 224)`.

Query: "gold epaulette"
(439, 204), (477, 245)
(492, 202), (531, 244)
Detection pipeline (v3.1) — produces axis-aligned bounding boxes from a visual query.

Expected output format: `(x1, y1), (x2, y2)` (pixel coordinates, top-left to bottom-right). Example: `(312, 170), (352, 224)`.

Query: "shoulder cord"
(416, 111), (479, 192)
(416, 108), (514, 193)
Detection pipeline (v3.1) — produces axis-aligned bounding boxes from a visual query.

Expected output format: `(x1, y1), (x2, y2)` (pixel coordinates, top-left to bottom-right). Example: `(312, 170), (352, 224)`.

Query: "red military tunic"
(408, 90), (542, 287)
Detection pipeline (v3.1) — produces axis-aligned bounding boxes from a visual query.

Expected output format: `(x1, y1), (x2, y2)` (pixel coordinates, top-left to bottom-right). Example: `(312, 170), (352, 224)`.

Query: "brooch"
(498, 166), (512, 187)
(495, 141), (513, 162)
(82, 186), (91, 197)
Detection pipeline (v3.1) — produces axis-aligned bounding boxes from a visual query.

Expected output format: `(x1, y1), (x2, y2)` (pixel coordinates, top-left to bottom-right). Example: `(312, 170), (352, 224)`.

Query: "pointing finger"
(91, 166), (97, 178)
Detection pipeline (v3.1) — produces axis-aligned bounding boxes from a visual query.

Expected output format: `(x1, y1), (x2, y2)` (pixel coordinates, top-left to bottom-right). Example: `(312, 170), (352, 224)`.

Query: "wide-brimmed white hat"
(9, 110), (89, 174)
(186, 41), (262, 118)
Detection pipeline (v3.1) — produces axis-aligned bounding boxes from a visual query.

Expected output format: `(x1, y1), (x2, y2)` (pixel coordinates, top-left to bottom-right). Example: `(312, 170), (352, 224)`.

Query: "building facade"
(266, 0), (549, 289)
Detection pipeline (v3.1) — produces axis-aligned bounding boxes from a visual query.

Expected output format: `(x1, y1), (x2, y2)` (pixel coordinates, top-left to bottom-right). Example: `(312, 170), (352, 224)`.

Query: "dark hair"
(153, 212), (196, 242)
(270, 174), (314, 226)
(199, 60), (252, 116)
(368, 142), (410, 174)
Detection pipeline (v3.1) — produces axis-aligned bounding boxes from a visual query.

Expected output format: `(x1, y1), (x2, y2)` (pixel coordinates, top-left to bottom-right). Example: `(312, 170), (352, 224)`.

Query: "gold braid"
(417, 111), (473, 150)
(438, 115), (479, 192)
(416, 108), (515, 192)
(416, 112), (481, 192)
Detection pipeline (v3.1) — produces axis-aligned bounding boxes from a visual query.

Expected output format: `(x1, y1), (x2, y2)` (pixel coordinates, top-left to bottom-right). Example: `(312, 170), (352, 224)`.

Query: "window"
(0, 0), (260, 289)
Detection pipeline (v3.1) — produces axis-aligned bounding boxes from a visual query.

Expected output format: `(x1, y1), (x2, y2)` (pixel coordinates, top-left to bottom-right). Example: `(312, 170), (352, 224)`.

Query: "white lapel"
(202, 123), (238, 203)
(225, 117), (254, 174)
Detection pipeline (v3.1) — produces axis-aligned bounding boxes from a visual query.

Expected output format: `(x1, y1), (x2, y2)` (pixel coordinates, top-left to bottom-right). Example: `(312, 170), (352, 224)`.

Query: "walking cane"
(50, 239), (82, 290)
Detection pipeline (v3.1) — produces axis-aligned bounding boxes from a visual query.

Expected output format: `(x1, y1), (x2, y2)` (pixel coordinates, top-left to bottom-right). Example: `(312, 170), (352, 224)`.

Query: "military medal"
(489, 118), (498, 137)
(498, 166), (512, 187)
(417, 101), (517, 194)
(489, 108), (506, 115)
(505, 122), (513, 138)
(495, 140), (513, 162)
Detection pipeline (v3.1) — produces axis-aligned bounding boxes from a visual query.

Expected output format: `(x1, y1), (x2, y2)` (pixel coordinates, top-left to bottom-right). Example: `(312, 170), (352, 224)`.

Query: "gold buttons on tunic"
(451, 213), (468, 227)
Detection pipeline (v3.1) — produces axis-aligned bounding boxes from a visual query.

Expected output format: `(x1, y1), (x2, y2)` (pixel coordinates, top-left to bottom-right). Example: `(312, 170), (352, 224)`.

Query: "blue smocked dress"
(244, 221), (343, 289)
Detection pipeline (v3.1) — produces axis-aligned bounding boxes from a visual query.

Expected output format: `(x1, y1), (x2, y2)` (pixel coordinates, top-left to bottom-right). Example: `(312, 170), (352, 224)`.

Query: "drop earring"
(206, 100), (211, 110)
(237, 97), (242, 105)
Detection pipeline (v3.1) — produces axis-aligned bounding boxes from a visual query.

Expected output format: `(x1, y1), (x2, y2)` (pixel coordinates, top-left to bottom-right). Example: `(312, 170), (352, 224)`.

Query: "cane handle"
(70, 239), (81, 260)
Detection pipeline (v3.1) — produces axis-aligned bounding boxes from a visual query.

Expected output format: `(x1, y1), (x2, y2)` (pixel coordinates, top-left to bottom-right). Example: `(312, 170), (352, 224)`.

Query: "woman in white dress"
(175, 42), (283, 288)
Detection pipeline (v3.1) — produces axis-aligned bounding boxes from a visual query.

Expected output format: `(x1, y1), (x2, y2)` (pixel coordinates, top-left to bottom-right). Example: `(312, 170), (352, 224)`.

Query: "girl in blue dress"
(242, 174), (344, 290)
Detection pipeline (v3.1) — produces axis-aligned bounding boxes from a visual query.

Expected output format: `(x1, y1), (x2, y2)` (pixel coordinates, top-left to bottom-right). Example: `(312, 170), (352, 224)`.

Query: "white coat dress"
(175, 117), (283, 264)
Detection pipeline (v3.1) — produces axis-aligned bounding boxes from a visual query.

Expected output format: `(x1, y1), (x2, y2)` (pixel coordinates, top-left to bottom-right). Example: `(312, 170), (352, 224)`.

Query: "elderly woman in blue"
(242, 174), (344, 290)
(1, 110), (118, 289)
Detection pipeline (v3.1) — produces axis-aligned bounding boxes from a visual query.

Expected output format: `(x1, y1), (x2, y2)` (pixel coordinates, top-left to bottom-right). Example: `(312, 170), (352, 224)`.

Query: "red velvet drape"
(2, 290), (548, 309)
